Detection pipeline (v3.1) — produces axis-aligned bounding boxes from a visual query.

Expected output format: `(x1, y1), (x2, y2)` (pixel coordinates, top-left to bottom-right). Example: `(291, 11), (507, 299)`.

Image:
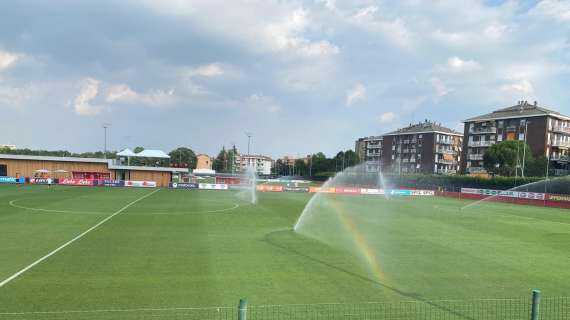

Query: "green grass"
(0, 185), (568, 319)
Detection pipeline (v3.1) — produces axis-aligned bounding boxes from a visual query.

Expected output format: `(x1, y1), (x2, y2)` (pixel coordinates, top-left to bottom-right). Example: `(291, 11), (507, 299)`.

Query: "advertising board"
(256, 185), (284, 192)
(360, 188), (385, 195)
(335, 187), (360, 194)
(309, 187), (336, 193)
(548, 194), (570, 202)
(411, 190), (435, 196)
(102, 180), (124, 187)
(283, 187), (309, 192)
(461, 188), (545, 200)
(59, 179), (94, 186)
(170, 182), (199, 189)
(0, 176), (25, 184)
(124, 180), (157, 188)
(30, 178), (53, 184)
(198, 183), (229, 190)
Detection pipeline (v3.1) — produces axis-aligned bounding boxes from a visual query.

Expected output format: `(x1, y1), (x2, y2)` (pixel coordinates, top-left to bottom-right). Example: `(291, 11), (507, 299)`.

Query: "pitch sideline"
(0, 188), (161, 288)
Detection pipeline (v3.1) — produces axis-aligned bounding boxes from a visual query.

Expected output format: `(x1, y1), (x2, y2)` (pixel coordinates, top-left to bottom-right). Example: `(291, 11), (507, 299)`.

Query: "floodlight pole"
(245, 132), (252, 155)
(103, 124), (110, 159)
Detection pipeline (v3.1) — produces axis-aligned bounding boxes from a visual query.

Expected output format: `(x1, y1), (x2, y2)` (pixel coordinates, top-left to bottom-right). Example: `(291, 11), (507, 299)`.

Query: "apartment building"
(381, 120), (462, 174)
(462, 101), (570, 175)
(354, 136), (383, 172)
(235, 154), (273, 175)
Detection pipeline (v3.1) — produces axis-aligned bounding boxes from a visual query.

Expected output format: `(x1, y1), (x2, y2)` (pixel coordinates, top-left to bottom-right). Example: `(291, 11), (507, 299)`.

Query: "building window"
(498, 120), (503, 128)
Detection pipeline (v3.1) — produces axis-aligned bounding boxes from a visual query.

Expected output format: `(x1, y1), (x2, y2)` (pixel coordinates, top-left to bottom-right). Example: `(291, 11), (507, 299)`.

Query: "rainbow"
(328, 197), (386, 282)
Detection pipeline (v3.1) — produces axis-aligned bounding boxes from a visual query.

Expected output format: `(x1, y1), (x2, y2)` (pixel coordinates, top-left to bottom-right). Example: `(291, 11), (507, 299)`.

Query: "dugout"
(0, 154), (188, 187)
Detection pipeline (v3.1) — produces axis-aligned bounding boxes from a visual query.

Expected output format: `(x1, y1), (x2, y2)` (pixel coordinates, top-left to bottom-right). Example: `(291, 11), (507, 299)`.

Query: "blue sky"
(1, 0), (569, 158)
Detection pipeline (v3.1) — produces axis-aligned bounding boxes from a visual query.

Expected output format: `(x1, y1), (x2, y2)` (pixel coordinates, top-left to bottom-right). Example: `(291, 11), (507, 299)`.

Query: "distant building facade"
(462, 101), (570, 175)
(354, 136), (383, 172)
(382, 121), (462, 174)
(196, 154), (212, 170)
(236, 154), (273, 175)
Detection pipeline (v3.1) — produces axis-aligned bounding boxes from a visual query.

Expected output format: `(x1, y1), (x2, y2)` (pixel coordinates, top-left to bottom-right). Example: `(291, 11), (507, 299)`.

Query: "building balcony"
(436, 159), (456, 165)
(437, 140), (454, 145)
(553, 169), (570, 176)
(467, 167), (486, 173)
(552, 126), (570, 135)
(469, 127), (497, 134)
(436, 147), (457, 155)
(552, 141), (570, 148)
(551, 155), (569, 162)
(468, 141), (495, 147)
(402, 149), (416, 153)
(437, 169), (457, 174)
(467, 154), (484, 161)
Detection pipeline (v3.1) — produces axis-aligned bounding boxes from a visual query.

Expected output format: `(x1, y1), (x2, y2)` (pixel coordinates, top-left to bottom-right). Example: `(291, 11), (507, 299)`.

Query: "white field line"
(0, 189), (161, 289)
(0, 306), (230, 315)
(9, 199), (106, 215)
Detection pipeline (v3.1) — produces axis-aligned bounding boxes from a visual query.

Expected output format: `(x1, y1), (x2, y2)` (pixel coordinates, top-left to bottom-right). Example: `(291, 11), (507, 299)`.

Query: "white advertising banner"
(124, 180), (157, 188)
(461, 188), (545, 200)
(198, 183), (229, 190)
(360, 188), (385, 195)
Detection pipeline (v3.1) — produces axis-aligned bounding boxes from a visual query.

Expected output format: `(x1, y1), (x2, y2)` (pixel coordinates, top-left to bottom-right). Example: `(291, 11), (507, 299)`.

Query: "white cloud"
(106, 84), (137, 102)
(74, 78), (102, 116)
(264, 8), (339, 57)
(0, 85), (29, 107)
(106, 83), (176, 107)
(246, 93), (281, 113)
(501, 79), (534, 96)
(346, 83), (366, 106)
(0, 51), (18, 70)
(185, 63), (224, 78)
(379, 112), (396, 123)
(445, 56), (481, 72)
(529, 0), (570, 22)
(430, 77), (453, 100)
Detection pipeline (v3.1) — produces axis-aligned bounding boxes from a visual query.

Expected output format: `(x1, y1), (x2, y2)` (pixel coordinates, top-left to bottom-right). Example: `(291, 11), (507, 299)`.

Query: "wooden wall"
(129, 170), (171, 187)
(0, 159), (109, 178)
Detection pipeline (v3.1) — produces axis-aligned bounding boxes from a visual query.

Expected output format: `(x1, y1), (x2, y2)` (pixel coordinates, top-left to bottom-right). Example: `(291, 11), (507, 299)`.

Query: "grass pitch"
(0, 185), (568, 319)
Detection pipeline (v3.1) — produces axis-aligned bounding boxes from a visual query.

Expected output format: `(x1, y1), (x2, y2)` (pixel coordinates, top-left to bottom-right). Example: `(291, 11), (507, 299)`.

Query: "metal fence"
(2, 294), (568, 320)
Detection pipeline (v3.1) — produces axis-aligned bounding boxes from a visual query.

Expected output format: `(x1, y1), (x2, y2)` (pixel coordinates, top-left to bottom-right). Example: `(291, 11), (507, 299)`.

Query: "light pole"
(103, 123), (111, 159)
(245, 132), (252, 155)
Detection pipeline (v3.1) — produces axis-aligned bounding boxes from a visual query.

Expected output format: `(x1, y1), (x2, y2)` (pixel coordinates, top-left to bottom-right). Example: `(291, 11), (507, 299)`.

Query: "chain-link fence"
(1, 295), (568, 320)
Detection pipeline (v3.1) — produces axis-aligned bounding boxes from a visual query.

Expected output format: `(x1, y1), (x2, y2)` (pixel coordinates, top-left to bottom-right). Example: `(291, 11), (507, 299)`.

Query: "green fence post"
(531, 289), (541, 320)
(238, 298), (248, 320)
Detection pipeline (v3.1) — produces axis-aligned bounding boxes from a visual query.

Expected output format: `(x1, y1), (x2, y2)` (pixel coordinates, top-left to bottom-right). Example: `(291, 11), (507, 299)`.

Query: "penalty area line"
(0, 188), (161, 289)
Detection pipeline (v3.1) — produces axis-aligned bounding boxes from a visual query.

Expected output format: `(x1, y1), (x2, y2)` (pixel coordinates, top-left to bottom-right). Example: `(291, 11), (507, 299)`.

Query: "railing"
(554, 169), (570, 176)
(437, 140), (454, 145)
(470, 127), (497, 134)
(467, 154), (484, 160)
(467, 166), (486, 173)
(550, 155), (569, 162)
(25, 294), (565, 320)
(436, 148), (457, 155)
(436, 159), (456, 165)
(468, 141), (495, 147)
(437, 169), (457, 174)
(552, 125), (570, 134)
(551, 141), (570, 148)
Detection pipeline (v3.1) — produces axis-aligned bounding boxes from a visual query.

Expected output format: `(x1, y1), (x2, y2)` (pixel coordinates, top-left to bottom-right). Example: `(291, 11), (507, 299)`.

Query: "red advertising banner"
(548, 194), (570, 202)
(309, 187), (336, 193)
(59, 178), (94, 186)
(256, 185), (284, 192)
(335, 187), (360, 194)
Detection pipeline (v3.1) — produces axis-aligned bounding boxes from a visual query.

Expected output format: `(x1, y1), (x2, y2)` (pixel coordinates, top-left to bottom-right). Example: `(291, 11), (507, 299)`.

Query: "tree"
(169, 147), (197, 168)
(213, 147), (228, 172)
(483, 140), (532, 176)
